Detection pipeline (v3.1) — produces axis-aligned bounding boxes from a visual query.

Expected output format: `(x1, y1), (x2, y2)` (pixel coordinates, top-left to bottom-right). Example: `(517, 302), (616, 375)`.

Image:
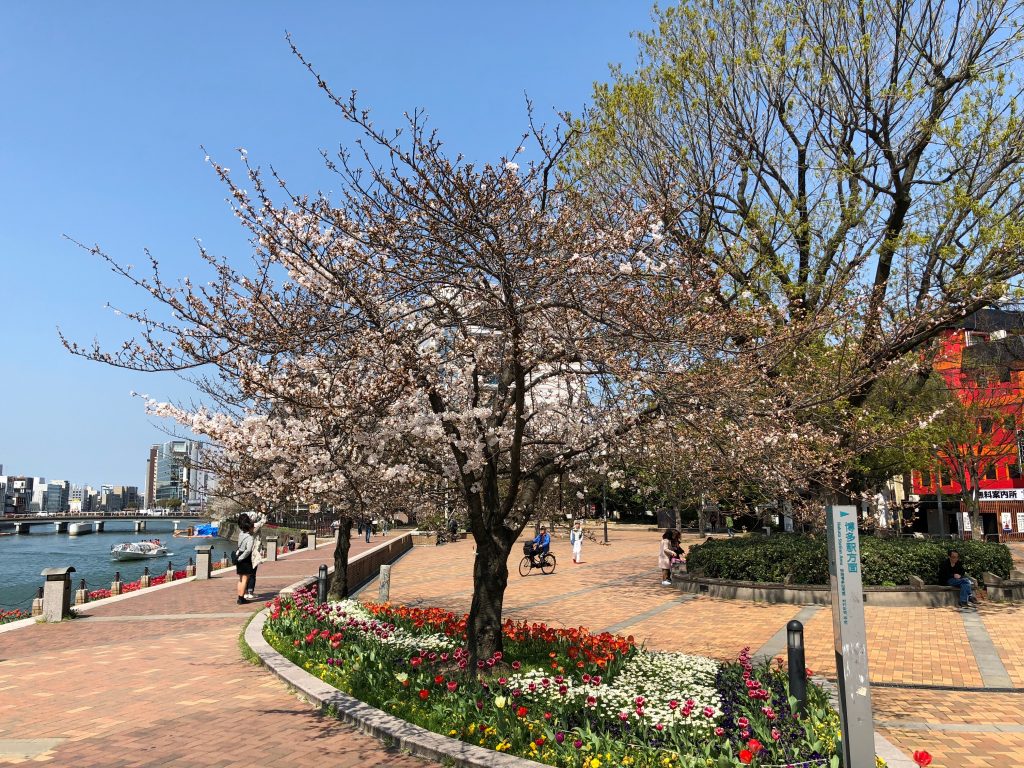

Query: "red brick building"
(910, 308), (1024, 537)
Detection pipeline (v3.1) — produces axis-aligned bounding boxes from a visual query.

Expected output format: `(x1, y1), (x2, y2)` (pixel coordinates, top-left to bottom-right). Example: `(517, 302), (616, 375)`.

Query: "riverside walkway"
(2, 527), (1023, 767)
(0, 537), (428, 768)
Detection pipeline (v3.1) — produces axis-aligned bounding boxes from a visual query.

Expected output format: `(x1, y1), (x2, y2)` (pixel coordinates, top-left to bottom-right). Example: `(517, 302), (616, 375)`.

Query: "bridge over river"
(0, 512), (207, 536)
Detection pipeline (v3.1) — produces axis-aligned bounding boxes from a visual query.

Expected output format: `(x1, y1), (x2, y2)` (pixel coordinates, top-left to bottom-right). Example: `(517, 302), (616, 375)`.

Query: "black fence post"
(787, 619), (807, 715)
(317, 564), (328, 604)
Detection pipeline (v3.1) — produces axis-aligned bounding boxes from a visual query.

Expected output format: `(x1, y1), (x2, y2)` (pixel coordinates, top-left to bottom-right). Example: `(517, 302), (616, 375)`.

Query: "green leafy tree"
(575, 0), (1024, 410)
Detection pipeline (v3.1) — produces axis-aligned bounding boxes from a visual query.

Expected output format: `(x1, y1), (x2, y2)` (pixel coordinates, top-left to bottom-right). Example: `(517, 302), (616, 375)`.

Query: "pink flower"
(714, 727), (725, 736)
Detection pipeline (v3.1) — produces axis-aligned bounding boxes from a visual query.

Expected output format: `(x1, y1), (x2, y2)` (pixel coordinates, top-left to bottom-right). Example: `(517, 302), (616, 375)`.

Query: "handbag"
(230, 550), (239, 565)
(251, 542), (264, 568)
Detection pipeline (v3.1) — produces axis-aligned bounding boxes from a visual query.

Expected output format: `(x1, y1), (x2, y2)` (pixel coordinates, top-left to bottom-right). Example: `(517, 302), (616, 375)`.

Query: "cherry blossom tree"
(66, 47), (835, 663)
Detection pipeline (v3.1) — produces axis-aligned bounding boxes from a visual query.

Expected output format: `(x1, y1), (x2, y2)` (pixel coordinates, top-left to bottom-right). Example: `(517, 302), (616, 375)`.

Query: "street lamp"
(603, 481), (608, 544)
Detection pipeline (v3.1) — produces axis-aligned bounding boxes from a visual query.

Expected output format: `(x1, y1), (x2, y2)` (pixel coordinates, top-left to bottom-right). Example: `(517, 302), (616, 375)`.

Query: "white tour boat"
(110, 541), (170, 561)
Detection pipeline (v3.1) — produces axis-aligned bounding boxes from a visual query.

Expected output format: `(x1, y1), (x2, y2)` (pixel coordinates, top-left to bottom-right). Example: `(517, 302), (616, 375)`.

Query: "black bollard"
(36, 586), (44, 599)
(317, 564), (328, 604)
(188, 556), (194, 566)
(168, 560), (173, 572)
(79, 579), (86, 590)
(114, 571), (121, 583)
(143, 566), (149, 576)
(787, 620), (807, 715)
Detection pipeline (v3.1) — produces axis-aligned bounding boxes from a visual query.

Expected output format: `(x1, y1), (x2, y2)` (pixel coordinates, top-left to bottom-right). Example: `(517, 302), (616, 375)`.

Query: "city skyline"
(0, 2), (652, 485)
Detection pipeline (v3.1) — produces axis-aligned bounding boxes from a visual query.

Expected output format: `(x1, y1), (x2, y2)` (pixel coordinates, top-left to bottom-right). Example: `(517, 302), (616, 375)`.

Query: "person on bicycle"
(530, 526), (550, 566)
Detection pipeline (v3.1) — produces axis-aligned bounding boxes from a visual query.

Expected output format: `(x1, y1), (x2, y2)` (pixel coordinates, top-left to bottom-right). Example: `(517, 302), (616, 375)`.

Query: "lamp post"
(603, 481), (608, 544)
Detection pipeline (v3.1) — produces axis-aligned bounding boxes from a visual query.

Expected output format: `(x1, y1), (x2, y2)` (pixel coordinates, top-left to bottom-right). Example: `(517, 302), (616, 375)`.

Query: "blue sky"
(0, 2), (653, 489)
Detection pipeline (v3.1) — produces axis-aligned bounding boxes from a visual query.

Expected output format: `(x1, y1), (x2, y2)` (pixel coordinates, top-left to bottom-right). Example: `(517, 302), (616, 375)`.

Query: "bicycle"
(519, 549), (557, 576)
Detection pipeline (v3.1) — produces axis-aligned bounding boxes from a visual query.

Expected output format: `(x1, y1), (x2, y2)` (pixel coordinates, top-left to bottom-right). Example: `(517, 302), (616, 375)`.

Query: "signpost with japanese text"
(826, 504), (875, 767)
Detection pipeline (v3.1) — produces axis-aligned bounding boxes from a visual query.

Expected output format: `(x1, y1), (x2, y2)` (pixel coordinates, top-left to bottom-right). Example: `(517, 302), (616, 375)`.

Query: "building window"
(920, 469), (932, 487)
(985, 464), (998, 481)
(979, 418), (993, 434)
(940, 468), (951, 486)
(1010, 464), (1022, 480)
(1006, 416), (1018, 432)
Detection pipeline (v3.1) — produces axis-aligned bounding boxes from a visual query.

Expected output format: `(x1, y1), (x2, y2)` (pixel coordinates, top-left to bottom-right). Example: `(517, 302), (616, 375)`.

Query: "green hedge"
(685, 534), (1013, 586)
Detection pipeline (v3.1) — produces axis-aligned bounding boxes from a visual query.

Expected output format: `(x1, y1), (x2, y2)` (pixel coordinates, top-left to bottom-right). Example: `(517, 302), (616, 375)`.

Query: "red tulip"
(418, 689), (429, 700)
(738, 749), (754, 765)
(913, 751), (932, 767)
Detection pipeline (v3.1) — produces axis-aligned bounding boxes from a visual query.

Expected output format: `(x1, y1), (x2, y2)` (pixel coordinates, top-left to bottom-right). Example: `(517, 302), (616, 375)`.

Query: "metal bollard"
(140, 566), (151, 589)
(787, 620), (807, 715)
(31, 586), (44, 617)
(166, 560), (174, 581)
(186, 556), (196, 577)
(75, 578), (89, 606)
(111, 571), (122, 596)
(317, 564), (328, 604)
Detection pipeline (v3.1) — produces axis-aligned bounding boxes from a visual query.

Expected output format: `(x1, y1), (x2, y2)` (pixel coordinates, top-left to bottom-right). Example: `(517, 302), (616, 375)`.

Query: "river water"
(0, 520), (236, 611)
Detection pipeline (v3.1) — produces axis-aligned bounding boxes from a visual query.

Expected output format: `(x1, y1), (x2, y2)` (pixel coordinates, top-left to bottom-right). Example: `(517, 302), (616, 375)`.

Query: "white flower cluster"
(505, 650), (721, 730)
(325, 599), (457, 653)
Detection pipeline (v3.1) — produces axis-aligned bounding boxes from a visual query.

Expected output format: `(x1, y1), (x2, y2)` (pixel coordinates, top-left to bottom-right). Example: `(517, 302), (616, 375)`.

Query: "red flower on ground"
(516, 705), (528, 718)
(738, 749), (753, 764)
(418, 689), (429, 700)
(913, 751), (932, 767)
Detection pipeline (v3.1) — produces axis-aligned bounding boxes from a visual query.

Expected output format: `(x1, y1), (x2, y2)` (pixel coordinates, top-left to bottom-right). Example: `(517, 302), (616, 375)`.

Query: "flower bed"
(86, 570), (188, 600)
(0, 608), (27, 625)
(263, 587), (858, 767)
(686, 535), (1012, 586)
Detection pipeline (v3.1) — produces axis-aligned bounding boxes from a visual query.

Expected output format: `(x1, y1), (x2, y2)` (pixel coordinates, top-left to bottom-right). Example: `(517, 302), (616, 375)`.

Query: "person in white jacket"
(570, 521), (584, 564)
(242, 511), (267, 600)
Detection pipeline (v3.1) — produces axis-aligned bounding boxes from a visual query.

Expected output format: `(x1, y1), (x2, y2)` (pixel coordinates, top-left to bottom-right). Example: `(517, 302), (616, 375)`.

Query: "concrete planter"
(673, 572), (966, 607)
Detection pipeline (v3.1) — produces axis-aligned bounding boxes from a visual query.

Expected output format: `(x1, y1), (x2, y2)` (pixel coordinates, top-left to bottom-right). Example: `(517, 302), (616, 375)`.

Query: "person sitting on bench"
(530, 526), (550, 566)
(939, 549), (978, 608)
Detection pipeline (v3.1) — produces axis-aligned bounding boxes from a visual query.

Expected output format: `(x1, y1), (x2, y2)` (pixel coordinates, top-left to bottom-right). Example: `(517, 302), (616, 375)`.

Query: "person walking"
(570, 520), (584, 563)
(364, 518), (372, 543)
(243, 511), (267, 600)
(234, 515), (256, 605)
(658, 530), (676, 585)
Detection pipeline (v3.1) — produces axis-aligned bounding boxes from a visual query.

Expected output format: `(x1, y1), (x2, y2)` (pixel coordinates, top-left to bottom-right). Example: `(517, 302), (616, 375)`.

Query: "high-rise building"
(144, 445), (158, 508)
(114, 485), (139, 510)
(44, 480), (69, 513)
(149, 440), (213, 512)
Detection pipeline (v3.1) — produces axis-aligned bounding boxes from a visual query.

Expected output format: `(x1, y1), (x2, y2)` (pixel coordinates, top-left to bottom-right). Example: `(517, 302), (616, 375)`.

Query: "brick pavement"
(0, 535), (427, 768)
(6, 526), (1024, 768)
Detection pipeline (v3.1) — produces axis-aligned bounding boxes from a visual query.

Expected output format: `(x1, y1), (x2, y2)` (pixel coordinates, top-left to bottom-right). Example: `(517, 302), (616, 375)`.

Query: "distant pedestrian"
(939, 549), (978, 608)
(725, 515), (736, 538)
(234, 515), (256, 605)
(287, 535), (296, 551)
(570, 520), (584, 564)
(382, 518), (390, 537)
(365, 520), (372, 543)
(658, 530), (677, 586)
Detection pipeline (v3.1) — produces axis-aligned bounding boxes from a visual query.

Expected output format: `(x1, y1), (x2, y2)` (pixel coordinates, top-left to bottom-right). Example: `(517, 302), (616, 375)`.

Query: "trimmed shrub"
(685, 534), (1012, 586)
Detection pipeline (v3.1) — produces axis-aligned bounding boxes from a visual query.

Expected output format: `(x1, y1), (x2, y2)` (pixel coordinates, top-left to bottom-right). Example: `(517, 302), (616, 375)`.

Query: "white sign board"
(978, 489), (1024, 502)
(826, 505), (875, 767)
(1017, 512), (1024, 533)
(1002, 512), (1013, 532)
(960, 511), (972, 533)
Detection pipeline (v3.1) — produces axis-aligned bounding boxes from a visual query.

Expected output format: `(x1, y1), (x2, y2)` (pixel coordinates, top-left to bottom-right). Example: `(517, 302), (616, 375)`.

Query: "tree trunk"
(466, 533), (512, 666)
(329, 517), (353, 599)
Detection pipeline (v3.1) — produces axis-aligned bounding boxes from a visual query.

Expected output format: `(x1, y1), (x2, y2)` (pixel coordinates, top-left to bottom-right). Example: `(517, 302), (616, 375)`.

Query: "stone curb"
(245, 609), (546, 768)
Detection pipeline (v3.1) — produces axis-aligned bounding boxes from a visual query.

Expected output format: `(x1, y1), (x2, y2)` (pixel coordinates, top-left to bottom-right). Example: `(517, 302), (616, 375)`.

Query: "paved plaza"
(2, 527), (1024, 767)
